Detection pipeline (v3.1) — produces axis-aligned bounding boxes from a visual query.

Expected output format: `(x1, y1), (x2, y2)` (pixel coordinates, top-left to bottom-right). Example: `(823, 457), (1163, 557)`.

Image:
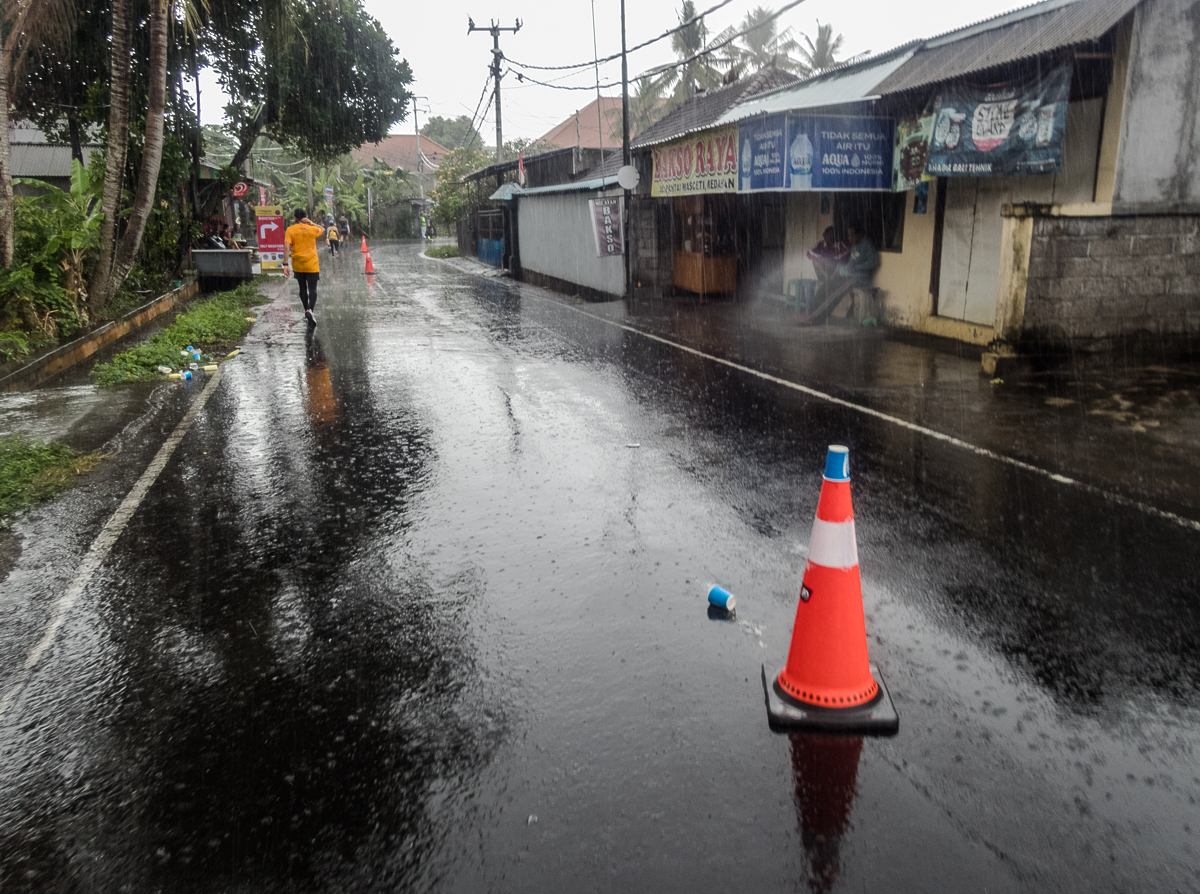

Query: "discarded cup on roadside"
(189, 362), (198, 370)
(157, 366), (172, 375)
(707, 584), (737, 611)
(181, 370), (192, 380)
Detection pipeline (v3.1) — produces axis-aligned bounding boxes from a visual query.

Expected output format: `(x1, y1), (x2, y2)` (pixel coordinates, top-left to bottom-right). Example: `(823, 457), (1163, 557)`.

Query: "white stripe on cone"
(806, 518), (859, 570)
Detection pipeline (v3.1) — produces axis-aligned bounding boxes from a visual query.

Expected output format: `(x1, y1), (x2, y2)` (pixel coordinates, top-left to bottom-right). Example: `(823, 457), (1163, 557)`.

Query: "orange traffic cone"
(763, 445), (898, 734)
(364, 250), (376, 274)
(361, 235), (368, 252)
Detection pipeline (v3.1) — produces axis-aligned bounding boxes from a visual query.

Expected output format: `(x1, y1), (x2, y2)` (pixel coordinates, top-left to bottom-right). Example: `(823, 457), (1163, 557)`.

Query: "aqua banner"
(737, 115), (894, 192)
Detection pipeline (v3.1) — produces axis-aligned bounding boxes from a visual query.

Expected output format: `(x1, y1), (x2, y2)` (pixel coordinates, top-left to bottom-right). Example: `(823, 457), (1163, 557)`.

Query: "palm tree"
(799, 21), (845, 73)
(657, 1), (722, 105)
(91, 0), (174, 314)
(714, 6), (806, 75)
(612, 75), (668, 142)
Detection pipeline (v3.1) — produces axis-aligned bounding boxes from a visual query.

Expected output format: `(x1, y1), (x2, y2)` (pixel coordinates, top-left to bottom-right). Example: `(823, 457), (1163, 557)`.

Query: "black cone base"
(763, 664), (899, 735)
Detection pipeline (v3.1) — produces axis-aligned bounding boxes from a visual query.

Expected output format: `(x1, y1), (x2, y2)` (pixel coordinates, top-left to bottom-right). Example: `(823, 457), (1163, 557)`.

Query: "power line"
(465, 88), (495, 151)
(505, 0), (735, 72)
(465, 75), (492, 140)
(512, 0), (809, 91)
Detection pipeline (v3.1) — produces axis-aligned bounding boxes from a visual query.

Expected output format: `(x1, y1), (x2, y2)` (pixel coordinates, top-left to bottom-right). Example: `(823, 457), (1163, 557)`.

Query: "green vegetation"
(90, 282), (268, 386)
(0, 434), (104, 521)
(425, 245), (461, 259)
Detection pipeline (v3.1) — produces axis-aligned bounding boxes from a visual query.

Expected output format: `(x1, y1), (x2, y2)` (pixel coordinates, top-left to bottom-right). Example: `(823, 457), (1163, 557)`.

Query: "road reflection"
(789, 733), (864, 894)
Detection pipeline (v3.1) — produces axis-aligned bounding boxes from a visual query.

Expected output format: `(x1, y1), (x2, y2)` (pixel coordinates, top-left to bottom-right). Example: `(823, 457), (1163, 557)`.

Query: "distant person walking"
(282, 208), (325, 326)
(338, 214), (351, 241)
(327, 221), (341, 256)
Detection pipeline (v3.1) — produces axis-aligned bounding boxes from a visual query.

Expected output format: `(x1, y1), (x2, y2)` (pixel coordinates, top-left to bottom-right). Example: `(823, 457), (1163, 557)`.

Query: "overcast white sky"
(203, 0), (1036, 144)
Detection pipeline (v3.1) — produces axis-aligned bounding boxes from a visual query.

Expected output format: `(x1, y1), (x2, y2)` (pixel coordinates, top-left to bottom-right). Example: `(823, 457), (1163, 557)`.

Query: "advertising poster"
(893, 113), (935, 191)
(785, 115), (893, 191)
(738, 115), (786, 191)
(254, 205), (285, 271)
(589, 196), (624, 258)
(737, 116), (893, 191)
(650, 127), (739, 197)
(924, 64), (1071, 176)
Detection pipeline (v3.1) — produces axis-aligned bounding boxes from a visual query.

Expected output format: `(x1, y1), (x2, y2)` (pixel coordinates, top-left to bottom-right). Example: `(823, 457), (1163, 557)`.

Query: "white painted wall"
(517, 190), (626, 297)
(938, 97), (1104, 325)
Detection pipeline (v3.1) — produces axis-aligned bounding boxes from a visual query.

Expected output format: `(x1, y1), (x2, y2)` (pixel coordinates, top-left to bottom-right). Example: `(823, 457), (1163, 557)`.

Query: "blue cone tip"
(823, 445), (850, 481)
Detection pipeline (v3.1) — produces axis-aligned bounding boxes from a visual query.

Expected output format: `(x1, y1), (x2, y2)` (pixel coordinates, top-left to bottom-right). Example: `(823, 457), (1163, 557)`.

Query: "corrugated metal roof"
(874, 0), (1141, 94)
(715, 51), (915, 124)
(497, 175), (619, 198)
(11, 143), (76, 179)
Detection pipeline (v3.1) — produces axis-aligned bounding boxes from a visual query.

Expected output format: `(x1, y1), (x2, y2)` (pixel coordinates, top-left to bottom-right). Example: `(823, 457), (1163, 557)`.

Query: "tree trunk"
(89, 0), (134, 316)
(101, 0), (172, 309)
(0, 42), (14, 269)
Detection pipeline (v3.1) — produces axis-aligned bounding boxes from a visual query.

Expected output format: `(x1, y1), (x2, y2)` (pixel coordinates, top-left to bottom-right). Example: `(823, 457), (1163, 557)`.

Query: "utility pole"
(468, 17), (521, 163)
(412, 95), (428, 199)
(305, 165), (313, 213)
(621, 0), (632, 300)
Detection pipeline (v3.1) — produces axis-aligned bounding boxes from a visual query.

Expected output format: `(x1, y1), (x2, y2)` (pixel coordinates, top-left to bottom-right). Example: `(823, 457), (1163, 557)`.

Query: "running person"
(282, 209), (325, 326)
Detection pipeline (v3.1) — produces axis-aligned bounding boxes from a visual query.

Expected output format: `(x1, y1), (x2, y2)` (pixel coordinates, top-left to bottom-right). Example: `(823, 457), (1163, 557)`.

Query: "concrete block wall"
(1022, 214), (1200, 346)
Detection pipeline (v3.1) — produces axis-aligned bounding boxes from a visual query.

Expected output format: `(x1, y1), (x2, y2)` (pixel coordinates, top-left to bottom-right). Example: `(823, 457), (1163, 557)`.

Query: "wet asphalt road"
(1, 241), (1199, 892)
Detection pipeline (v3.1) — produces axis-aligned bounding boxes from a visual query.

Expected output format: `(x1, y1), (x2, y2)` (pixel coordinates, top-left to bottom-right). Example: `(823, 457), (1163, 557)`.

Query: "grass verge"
(0, 434), (104, 521)
(91, 281), (270, 386)
(425, 245), (460, 259)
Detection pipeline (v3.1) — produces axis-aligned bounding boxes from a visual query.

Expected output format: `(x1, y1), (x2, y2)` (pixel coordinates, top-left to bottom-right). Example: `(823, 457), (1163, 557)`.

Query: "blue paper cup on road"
(707, 584), (737, 611)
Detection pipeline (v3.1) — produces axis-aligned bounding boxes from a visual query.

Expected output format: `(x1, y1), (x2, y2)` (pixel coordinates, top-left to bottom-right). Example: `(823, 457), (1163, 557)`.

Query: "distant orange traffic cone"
(361, 235), (368, 252)
(364, 250), (376, 274)
(763, 445), (898, 734)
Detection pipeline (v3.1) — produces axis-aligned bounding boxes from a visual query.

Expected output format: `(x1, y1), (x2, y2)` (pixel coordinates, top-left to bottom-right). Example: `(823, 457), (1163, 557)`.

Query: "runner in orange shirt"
(282, 208), (326, 326)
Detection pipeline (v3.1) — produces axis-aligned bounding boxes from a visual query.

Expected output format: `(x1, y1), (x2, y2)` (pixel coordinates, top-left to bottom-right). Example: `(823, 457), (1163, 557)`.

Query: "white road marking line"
(543, 300), (1200, 535)
(0, 365), (226, 720)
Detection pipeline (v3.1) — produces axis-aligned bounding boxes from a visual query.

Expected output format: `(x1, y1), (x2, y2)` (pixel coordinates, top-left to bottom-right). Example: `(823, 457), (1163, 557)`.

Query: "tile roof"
(534, 96), (626, 151)
(351, 133), (452, 172)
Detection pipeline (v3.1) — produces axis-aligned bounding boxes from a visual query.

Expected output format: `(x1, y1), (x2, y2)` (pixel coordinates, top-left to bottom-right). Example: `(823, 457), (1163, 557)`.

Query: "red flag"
(518, 150), (526, 186)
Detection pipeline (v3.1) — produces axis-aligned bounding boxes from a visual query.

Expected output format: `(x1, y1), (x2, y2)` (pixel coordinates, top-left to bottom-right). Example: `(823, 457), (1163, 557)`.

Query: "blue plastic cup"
(707, 584), (737, 610)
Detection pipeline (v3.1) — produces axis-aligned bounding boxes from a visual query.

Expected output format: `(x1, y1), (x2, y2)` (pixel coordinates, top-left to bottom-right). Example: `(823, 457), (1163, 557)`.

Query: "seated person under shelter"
(800, 224), (881, 325)
(805, 227), (849, 280)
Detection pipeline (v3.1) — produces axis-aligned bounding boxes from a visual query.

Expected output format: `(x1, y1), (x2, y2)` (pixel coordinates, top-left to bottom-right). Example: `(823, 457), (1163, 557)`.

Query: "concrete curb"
(0, 280), (201, 393)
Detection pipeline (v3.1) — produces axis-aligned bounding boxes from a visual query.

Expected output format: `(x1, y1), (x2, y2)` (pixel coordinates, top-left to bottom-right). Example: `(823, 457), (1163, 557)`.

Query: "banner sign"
(924, 64), (1071, 177)
(254, 205), (285, 271)
(739, 115), (786, 191)
(323, 185), (334, 205)
(737, 116), (893, 191)
(650, 127), (739, 197)
(589, 196), (624, 257)
(893, 113), (935, 191)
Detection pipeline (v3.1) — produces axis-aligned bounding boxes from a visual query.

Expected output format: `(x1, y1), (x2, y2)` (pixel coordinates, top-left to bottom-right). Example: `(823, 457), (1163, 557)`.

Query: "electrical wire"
(505, 0), (736, 71)
(465, 88), (495, 150)
(510, 0), (808, 91)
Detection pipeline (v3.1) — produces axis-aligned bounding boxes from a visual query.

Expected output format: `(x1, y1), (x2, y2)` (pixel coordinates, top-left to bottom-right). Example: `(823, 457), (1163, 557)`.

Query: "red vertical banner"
(254, 205), (285, 272)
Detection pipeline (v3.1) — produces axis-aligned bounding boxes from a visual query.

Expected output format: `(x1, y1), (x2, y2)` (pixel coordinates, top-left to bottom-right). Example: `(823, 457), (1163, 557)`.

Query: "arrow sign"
(254, 205), (285, 270)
